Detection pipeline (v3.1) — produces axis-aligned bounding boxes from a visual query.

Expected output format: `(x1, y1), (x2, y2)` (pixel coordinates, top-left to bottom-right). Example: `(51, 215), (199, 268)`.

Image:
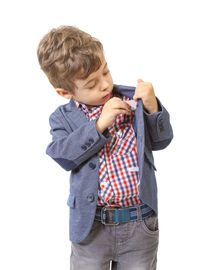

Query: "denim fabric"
(70, 210), (159, 270)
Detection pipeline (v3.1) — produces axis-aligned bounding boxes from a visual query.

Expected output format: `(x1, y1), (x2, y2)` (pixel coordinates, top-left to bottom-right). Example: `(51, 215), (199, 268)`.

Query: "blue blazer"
(46, 84), (173, 243)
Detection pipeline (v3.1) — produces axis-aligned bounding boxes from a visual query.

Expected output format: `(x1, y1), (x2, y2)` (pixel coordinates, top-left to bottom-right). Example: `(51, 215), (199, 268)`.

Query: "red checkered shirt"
(73, 93), (141, 207)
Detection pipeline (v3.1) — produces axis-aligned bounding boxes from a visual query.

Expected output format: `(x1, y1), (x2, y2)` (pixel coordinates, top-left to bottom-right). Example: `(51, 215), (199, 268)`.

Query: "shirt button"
(89, 162), (96, 169)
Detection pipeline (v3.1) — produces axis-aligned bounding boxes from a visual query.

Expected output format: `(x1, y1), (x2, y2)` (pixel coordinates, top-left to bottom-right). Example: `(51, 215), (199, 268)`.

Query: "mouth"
(103, 93), (111, 99)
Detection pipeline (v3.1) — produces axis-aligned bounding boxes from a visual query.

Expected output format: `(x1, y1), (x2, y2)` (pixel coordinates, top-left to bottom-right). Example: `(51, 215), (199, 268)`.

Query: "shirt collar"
(73, 98), (86, 110)
(73, 98), (102, 113)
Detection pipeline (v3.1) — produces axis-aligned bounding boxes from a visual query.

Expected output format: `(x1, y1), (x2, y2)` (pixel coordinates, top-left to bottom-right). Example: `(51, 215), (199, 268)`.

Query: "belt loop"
(137, 205), (143, 221)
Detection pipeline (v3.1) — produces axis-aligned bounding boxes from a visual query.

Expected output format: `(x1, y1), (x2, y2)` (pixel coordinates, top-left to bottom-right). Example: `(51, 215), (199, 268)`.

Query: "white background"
(1, 0), (200, 269)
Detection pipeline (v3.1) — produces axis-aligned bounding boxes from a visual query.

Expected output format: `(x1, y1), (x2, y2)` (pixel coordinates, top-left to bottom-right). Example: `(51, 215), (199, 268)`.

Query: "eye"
(104, 70), (110, 75)
(88, 83), (96, 89)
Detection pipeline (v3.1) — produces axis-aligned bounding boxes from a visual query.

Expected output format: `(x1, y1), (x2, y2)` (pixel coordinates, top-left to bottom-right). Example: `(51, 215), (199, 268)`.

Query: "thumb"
(133, 91), (139, 101)
(137, 78), (144, 84)
(134, 79), (143, 101)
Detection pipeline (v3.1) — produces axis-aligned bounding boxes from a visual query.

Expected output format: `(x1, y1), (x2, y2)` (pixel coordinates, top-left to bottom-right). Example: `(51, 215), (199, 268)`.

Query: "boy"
(37, 25), (173, 270)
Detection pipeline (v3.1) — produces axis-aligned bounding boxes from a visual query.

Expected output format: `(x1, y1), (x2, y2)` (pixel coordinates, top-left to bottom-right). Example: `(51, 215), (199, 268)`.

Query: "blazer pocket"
(67, 193), (76, 208)
(144, 150), (157, 171)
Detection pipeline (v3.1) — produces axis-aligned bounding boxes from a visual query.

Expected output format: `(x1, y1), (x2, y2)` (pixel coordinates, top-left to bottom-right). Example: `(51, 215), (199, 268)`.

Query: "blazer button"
(87, 193), (94, 202)
(81, 145), (87, 150)
(89, 162), (96, 169)
(85, 142), (91, 147)
(73, 167), (79, 173)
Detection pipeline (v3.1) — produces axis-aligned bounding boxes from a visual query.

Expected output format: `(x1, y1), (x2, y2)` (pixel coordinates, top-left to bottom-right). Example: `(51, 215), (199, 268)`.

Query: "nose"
(100, 78), (109, 91)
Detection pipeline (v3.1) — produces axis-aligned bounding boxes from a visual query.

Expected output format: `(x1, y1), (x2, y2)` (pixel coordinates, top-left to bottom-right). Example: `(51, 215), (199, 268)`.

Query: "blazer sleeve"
(46, 112), (111, 171)
(143, 97), (174, 151)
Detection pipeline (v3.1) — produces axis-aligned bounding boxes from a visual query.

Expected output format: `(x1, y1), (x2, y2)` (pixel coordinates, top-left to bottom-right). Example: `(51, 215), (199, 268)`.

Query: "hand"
(96, 97), (131, 133)
(133, 79), (158, 114)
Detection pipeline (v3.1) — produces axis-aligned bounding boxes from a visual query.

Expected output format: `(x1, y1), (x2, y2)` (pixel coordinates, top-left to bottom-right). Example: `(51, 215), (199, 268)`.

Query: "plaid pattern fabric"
(73, 93), (141, 207)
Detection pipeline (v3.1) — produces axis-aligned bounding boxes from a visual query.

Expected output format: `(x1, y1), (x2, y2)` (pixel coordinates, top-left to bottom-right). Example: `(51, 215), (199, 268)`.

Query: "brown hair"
(37, 25), (104, 93)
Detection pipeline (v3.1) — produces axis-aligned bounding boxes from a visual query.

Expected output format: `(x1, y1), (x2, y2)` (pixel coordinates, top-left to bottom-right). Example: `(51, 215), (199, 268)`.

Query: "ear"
(56, 88), (73, 99)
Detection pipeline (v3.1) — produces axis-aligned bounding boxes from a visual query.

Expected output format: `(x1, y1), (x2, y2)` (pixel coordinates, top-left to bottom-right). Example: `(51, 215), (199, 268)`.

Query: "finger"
(133, 93), (139, 102)
(122, 101), (131, 110)
(113, 101), (131, 112)
(113, 99), (131, 110)
(115, 104), (131, 113)
(116, 108), (131, 116)
(137, 78), (144, 84)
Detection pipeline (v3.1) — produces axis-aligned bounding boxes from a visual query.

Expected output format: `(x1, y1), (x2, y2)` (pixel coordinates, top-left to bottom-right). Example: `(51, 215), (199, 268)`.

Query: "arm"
(46, 112), (111, 171)
(143, 97), (174, 150)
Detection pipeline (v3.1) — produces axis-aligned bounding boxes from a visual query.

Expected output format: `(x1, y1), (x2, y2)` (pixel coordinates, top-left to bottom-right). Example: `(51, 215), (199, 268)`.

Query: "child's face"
(72, 53), (113, 109)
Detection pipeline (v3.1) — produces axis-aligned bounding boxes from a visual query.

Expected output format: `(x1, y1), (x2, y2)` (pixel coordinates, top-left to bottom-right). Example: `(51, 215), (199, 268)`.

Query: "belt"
(95, 204), (154, 225)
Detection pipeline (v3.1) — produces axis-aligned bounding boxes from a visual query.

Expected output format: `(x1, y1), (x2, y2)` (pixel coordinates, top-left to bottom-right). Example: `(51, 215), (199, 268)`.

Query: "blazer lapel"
(113, 84), (145, 180)
(64, 98), (89, 129)
(135, 99), (145, 180)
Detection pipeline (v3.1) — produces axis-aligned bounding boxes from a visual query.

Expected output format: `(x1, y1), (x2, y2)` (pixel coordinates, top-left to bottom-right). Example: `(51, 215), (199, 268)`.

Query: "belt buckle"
(101, 207), (119, 226)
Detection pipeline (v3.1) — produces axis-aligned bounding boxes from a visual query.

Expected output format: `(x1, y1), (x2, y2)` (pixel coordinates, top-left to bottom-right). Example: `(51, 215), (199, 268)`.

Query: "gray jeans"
(70, 211), (159, 270)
